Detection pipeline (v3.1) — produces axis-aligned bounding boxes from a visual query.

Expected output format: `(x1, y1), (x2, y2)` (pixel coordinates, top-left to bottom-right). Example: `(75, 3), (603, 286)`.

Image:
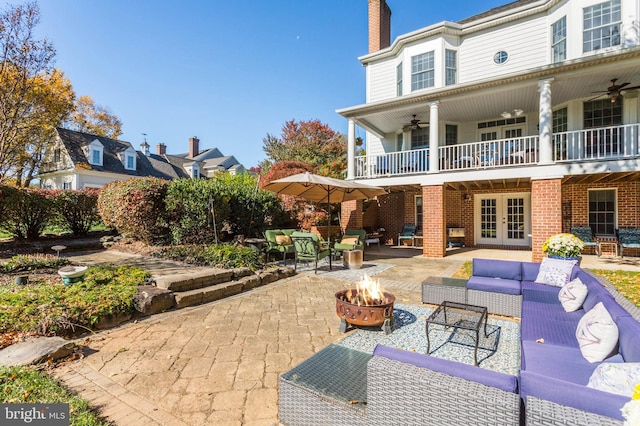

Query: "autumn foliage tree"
(66, 95), (123, 139)
(261, 119), (346, 178)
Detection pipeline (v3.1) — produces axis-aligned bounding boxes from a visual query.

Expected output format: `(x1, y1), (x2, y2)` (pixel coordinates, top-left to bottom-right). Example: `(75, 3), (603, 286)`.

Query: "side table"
(598, 239), (618, 257)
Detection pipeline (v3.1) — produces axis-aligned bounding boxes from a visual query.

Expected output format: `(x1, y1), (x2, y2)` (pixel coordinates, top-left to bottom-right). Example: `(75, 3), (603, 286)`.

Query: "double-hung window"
(396, 62), (403, 96)
(445, 50), (457, 85)
(126, 155), (135, 170)
(552, 17), (567, 62)
(583, 0), (621, 52)
(411, 52), (434, 91)
(91, 149), (101, 165)
(589, 189), (616, 236)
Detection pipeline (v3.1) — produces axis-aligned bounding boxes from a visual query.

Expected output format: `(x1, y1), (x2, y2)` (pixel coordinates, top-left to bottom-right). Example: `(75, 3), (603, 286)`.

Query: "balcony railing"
(353, 124), (640, 179)
(553, 124), (640, 161)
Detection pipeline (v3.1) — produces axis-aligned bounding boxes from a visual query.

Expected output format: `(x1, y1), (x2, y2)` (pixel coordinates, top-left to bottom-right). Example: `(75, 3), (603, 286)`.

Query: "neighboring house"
(39, 129), (246, 189)
(338, 0), (640, 261)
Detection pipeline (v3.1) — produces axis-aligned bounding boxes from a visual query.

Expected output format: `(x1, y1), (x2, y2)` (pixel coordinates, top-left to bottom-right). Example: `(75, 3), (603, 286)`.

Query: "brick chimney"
(368, 0), (391, 53)
(156, 143), (166, 155)
(189, 136), (200, 158)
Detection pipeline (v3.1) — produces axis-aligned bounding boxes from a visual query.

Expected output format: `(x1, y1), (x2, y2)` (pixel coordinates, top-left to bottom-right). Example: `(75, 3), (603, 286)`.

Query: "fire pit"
(335, 275), (395, 335)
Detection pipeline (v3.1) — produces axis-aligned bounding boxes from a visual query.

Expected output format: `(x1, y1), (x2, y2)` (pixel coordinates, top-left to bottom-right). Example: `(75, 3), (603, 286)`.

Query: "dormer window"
(122, 147), (136, 171)
(87, 140), (104, 166)
(191, 163), (200, 178)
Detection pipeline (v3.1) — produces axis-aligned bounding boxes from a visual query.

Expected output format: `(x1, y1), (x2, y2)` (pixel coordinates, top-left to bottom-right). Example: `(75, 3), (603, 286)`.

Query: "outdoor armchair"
(617, 227), (640, 258)
(264, 229), (295, 264)
(333, 229), (366, 256)
(570, 226), (601, 256)
(397, 224), (416, 246)
(290, 231), (332, 274)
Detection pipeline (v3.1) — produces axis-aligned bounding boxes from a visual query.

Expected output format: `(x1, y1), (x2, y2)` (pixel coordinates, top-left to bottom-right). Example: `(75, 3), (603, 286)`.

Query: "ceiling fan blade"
(621, 85), (640, 91)
(587, 93), (606, 102)
(617, 82), (631, 90)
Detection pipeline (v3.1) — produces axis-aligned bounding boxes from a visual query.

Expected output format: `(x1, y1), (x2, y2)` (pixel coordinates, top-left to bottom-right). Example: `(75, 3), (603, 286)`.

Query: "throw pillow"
(535, 257), (577, 287)
(576, 302), (619, 363)
(587, 363), (640, 397)
(275, 235), (292, 246)
(558, 277), (588, 312)
(340, 236), (359, 246)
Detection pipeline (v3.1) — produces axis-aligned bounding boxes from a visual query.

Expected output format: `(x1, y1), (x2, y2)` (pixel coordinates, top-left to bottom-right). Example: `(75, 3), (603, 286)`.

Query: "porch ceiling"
(562, 171), (640, 185)
(343, 51), (640, 135)
(443, 178), (533, 191)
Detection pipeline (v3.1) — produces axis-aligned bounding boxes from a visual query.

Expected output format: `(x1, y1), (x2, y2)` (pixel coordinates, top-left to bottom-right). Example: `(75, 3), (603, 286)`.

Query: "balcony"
(353, 124), (640, 179)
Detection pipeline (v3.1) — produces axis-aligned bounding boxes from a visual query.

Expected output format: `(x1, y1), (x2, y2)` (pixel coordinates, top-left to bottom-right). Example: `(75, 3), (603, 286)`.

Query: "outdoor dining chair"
(570, 226), (601, 257)
(398, 224), (417, 246)
(290, 231), (332, 274)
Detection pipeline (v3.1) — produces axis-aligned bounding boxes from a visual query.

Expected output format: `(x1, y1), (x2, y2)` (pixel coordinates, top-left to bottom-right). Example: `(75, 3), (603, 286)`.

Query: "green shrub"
(0, 265), (147, 334)
(0, 366), (109, 425)
(53, 189), (101, 236)
(1, 254), (70, 273)
(97, 177), (169, 244)
(166, 174), (285, 244)
(156, 244), (264, 270)
(0, 185), (55, 239)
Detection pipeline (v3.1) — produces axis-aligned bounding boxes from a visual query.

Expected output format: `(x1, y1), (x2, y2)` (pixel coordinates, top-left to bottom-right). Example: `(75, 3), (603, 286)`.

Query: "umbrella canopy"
(262, 172), (387, 244)
(262, 172), (387, 204)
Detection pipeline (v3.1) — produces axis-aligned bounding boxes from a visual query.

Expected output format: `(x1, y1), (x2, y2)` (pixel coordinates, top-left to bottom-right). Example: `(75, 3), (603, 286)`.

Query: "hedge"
(0, 185), (55, 239)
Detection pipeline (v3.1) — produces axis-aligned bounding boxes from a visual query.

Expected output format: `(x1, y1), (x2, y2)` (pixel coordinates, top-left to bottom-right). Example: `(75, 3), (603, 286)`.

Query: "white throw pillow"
(558, 277), (588, 312)
(576, 302), (619, 363)
(535, 257), (577, 287)
(587, 363), (640, 397)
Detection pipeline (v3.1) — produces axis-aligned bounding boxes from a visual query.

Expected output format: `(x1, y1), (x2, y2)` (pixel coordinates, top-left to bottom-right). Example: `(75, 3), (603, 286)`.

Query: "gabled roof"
(53, 128), (188, 180)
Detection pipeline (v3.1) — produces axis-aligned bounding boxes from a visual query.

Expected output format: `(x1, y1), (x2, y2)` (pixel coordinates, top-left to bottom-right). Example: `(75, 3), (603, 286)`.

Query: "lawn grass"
(453, 261), (640, 308)
(0, 366), (109, 425)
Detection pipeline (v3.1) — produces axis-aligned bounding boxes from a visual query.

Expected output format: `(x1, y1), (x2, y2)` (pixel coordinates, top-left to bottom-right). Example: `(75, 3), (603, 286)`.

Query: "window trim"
(396, 62), (403, 96)
(411, 51), (435, 91)
(551, 16), (567, 63)
(445, 49), (457, 86)
(415, 194), (423, 234)
(582, 0), (621, 53)
(588, 188), (617, 237)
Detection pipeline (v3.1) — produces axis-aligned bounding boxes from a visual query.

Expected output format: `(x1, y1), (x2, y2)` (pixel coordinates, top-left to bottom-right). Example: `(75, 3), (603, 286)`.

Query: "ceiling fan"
(590, 78), (640, 103)
(402, 115), (428, 131)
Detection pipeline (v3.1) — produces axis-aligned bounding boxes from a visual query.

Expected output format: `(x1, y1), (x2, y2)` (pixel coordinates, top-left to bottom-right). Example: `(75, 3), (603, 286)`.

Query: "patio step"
(167, 267), (296, 309)
(154, 268), (251, 292)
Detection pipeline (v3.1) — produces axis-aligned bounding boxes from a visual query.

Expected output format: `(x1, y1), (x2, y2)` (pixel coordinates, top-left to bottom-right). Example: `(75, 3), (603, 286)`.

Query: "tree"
(261, 119), (347, 178)
(66, 95), (122, 139)
(0, 2), (59, 184)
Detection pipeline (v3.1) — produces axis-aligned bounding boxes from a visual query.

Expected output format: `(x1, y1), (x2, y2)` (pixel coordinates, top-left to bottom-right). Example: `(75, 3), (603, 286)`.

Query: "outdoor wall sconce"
(463, 193), (472, 202)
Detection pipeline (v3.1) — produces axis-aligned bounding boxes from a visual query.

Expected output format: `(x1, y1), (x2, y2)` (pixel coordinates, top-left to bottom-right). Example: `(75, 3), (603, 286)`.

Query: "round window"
(493, 51), (509, 64)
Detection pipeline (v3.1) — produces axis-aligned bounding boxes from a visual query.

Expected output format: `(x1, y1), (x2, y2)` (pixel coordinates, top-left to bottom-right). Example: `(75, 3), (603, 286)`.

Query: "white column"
(538, 78), (554, 165)
(347, 119), (356, 180)
(428, 101), (440, 173)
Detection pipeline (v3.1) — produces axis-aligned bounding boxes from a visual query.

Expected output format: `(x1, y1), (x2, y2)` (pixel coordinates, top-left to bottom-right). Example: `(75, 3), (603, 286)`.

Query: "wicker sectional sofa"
(279, 259), (640, 425)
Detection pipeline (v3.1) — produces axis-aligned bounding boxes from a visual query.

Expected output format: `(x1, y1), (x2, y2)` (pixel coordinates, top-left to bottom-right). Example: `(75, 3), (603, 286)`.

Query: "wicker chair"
(570, 226), (601, 257)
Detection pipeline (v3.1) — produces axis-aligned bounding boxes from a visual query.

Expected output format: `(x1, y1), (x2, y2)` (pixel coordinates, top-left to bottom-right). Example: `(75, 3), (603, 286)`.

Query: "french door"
(475, 193), (531, 246)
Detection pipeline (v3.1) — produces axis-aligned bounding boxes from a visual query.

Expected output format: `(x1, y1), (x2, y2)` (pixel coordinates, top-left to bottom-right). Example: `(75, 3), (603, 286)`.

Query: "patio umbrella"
(262, 172), (387, 243)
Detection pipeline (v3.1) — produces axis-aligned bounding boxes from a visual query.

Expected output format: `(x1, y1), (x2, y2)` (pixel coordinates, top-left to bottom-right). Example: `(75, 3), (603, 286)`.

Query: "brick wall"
(532, 178), (562, 262)
(340, 199), (363, 232)
(368, 0), (391, 53)
(562, 180), (640, 257)
(423, 185), (446, 257)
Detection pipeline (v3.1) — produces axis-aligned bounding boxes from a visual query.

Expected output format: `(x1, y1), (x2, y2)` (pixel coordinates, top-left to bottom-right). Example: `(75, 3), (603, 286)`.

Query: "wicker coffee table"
(425, 301), (488, 366)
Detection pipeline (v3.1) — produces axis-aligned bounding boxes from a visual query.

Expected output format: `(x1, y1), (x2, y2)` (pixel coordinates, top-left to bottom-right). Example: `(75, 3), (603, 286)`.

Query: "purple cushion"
(521, 340), (623, 383)
(520, 370), (627, 420)
(521, 302), (583, 346)
(372, 345), (518, 393)
(472, 258), (522, 281)
(521, 262), (541, 282)
(522, 287), (561, 304)
(466, 276), (521, 295)
(521, 281), (561, 295)
(618, 315), (640, 362)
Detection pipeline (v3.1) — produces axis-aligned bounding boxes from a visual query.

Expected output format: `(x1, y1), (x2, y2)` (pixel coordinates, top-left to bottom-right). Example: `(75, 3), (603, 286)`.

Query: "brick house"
(338, 0), (640, 261)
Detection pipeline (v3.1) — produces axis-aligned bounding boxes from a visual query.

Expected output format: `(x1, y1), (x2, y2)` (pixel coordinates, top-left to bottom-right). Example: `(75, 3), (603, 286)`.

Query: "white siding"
(367, 59), (396, 102)
(459, 14), (549, 84)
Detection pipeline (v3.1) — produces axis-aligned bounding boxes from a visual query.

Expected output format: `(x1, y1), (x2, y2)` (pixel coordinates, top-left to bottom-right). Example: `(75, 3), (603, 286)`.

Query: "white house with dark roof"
(39, 129), (246, 189)
(338, 0), (640, 261)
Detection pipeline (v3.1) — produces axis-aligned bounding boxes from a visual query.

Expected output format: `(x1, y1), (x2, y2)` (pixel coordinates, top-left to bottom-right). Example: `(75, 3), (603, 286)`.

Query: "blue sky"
(5, 0), (508, 168)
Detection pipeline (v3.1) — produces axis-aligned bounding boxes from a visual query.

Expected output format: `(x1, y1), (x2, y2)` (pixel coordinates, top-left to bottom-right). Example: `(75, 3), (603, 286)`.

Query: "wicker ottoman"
(421, 276), (467, 305)
(467, 289), (522, 318)
(279, 344), (370, 426)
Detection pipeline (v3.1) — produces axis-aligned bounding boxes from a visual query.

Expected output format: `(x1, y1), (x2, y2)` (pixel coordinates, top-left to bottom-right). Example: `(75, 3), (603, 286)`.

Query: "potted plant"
(542, 233), (585, 263)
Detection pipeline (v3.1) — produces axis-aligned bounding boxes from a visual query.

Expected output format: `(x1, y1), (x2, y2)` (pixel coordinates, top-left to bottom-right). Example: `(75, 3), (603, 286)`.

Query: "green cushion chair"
(333, 229), (366, 256)
(264, 229), (296, 264)
(290, 231), (332, 274)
